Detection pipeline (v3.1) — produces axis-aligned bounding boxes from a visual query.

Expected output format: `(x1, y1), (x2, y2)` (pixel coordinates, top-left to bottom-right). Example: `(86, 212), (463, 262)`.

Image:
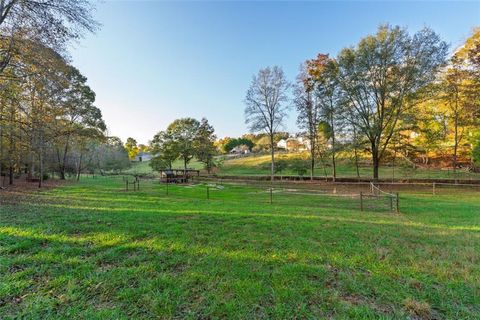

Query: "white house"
(277, 137), (311, 152)
(277, 139), (288, 150)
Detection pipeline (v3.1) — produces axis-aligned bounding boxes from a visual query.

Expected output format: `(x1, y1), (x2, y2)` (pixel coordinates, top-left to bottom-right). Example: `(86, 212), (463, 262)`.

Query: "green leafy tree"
(125, 137), (139, 161)
(194, 118), (217, 173)
(224, 138), (254, 153)
(149, 131), (178, 170)
(337, 25), (448, 180)
(167, 118), (200, 171)
(290, 159), (308, 176)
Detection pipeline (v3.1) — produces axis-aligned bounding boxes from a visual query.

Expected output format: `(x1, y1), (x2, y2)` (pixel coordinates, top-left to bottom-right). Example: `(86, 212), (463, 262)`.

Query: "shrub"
(290, 160), (308, 176)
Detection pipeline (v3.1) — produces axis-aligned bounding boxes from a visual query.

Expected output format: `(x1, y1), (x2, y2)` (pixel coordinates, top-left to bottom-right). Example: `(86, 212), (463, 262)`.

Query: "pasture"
(0, 177), (479, 319)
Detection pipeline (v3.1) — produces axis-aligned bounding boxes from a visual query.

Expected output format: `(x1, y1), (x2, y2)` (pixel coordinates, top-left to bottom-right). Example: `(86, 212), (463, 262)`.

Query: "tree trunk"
(372, 141), (379, 181)
(330, 114), (336, 182)
(8, 164), (13, 185)
(354, 146), (360, 178)
(453, 112), (458, 176)
(38, 152), (43, 188)
(331, 145), (336, 182)
(8, 104), (14, 185)
(76, 153), (83, 181)
(310, 149), (315, 181)
(353, 127), (360, 178)
(310, 137), (315, 181)
(270, 133), (275, 183)
(56, 148), (65, 180)
(60, 138), (70, 180)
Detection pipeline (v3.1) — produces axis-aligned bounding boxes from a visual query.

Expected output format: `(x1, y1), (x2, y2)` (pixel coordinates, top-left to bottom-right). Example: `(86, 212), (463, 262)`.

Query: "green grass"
(123, 159), (204, 177)
(1, 177), (478, 319)
(121, 153), (480, 181)
(219, 153), (480, 180)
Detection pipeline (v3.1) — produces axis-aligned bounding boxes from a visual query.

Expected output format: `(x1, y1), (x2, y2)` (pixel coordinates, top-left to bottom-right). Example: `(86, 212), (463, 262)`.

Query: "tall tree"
(244, 66), (290, 182)
(54, 67), (105, 179)
(194, 118), (217, 174)
(439, 29), (480, 173)
(0, 38), (107, 185)
(337, 25), (448, 180)
(167, 118), (200, 171)
(149, 131), (179, 170)
(0, 0), (98, 74)
(309, 54), (342, 182)
(294, 62), (320, 180)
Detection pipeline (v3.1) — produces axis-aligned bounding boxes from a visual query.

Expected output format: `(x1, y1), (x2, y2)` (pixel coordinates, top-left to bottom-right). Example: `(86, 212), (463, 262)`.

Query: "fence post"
(389, 196), (393, 211)
(270, 187), (273, 204)
(396, 193), (400, 213)
(360, 192), (363, 212)
(166, 182), (169, 196)
(432, 182), (436, 195)
(126, 181), (128, 191)
(137, 179), (140, 191)
(207, 186), (210, 200)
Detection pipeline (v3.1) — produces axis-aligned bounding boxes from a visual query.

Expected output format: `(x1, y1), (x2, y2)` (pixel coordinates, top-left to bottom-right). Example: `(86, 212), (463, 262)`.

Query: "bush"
(290, 160), (308, 176)
(42, 173), (49, 181)
(473, 142), (480, 167)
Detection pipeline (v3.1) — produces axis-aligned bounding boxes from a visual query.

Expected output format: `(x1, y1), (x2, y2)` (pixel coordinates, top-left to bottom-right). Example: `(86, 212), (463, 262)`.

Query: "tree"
(441, 59), (472, 173)
(473, 132), (480, 170)
(294, 62), (321, 180)
(167, 118), (200, 172)
(337, 25), (448, 180)
(223, 137), (254, 153)
(149, 131), (178, 170)
(0, 37), (106, 186)
(93, 137), (130, 174)
(194, 118), (217, 173)
(307, 54), (343, 181)
(244, 66), (290, 182)
(215, 137), (231, 154)
(125, 137), (139, 161)
(0, 0), (98, 74)
(433, 29), (480, 173)
(54, 66), (105, 179)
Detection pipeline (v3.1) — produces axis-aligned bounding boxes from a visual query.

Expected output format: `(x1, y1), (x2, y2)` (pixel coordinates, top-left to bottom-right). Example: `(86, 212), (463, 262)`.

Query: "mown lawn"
(0, 177), (479, 319)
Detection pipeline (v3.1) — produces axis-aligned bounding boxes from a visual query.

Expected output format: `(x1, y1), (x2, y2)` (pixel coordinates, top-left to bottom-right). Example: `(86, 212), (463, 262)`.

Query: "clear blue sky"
(71, 1), (480, 144)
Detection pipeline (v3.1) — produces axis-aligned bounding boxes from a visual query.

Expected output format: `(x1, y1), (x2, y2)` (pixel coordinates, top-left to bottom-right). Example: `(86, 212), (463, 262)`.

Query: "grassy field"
(123, 159), (204, 176)
(1, 177), (479, 319)
(123, 153), (480, 181)
(219, 153), (480, 180)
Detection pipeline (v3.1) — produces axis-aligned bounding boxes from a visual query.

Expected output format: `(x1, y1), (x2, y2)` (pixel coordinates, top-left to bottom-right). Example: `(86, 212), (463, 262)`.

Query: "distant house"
(134, 152), (153, 162)
(277, 139), (288, 150)
(230, 145), (251, 154)
(277, 137), (311, 152)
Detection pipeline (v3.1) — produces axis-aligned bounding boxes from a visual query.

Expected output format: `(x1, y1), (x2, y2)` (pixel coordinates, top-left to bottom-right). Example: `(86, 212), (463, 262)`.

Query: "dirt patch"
(0, 178), (70, 205)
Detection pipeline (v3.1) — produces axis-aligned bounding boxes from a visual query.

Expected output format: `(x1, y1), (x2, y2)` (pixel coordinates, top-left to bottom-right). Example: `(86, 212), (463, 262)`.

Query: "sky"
(70, 0), (480, 145)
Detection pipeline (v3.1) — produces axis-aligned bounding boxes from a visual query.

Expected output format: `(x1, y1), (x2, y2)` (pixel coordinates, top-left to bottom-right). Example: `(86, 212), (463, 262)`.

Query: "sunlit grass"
(0, 177), (479, 318)
(219, 153), (480, 180)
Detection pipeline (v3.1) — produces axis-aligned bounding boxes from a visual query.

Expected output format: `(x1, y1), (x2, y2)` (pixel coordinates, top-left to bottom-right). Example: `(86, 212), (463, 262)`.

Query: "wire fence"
(73, 174), (480, 214)
(115, 176), (406, 213)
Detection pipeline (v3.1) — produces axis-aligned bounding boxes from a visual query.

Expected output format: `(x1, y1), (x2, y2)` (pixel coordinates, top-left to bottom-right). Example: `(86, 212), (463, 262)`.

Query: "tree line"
(244, 25), (479, 181)
(0, 1), (131, 187)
